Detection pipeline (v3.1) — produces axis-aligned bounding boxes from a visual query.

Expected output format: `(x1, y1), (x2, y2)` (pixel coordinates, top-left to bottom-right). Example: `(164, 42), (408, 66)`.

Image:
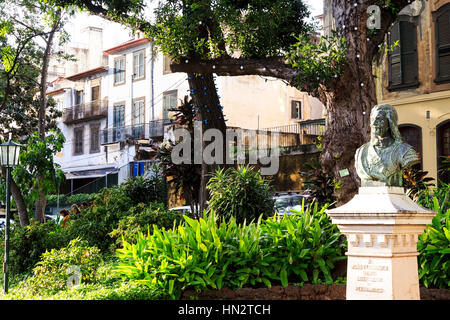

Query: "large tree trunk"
(1, 167), (29, 226)
(34, 9), (61, 223)
(187, 73), (227, 213)
(321, 0), (410, 205)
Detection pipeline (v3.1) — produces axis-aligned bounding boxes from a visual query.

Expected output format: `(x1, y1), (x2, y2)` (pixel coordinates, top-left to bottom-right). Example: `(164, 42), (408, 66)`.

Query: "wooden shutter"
(400, 21), (418, 85)
(389, 22), (402, 87)
(91, 86), (100, 101)
(436, 6), (450, 80)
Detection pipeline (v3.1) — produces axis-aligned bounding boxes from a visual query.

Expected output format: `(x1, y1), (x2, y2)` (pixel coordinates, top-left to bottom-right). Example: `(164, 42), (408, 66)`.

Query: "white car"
(169, 205), (200, 215)
(273, 192), (310, 216)
(169, 206), (192, 214)
(0, 218), (15, 229)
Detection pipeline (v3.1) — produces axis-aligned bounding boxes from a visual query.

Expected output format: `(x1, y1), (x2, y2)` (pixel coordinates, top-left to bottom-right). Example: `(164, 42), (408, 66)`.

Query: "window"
(435, 4), (450, 83)
(291, 100), (302, 120)
(91, 85), (100, 101)
(163, 91), (177, 120)
(133, 50), (145, 80)
(114, 56), (125, 85)
(388, 20), (419, 90)
(74, 89), (83, 106)
(113, 103), (125, 142)
(133, 99), (145, 125)
(132, 98), (145, 139)
(73, 90), (84, 120)
(399, 125), (422, 168)
(437, 120), (450, 184)
(163, 55), (173, 74)
(91, 85), (100, 113)
(74, 127), (84, 155)
(90, 124), (100, 153)
(113, 103), (125, 128)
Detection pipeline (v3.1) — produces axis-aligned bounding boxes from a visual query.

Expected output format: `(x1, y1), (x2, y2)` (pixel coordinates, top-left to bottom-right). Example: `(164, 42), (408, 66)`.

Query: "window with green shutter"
(133, 50), (145, 80)
(435, 4), (450, 83)
(163, 90), (177, 120)
(387, 19), (419, 91)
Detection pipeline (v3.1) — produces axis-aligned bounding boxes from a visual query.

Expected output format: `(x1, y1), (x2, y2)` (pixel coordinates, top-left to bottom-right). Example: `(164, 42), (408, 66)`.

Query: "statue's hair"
(370, 104), (403, 144)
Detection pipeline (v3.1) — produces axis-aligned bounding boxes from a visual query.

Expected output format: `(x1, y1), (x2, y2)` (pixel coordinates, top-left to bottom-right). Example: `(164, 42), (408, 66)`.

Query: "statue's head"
(370, 104), (402, 144)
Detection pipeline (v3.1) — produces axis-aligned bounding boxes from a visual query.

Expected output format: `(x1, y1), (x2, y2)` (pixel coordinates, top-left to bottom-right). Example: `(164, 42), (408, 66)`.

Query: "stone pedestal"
(326, 187), (436, 300)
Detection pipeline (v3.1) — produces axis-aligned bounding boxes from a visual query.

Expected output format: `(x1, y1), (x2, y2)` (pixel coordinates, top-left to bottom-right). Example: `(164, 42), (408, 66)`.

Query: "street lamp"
(0, 140), (21, 294)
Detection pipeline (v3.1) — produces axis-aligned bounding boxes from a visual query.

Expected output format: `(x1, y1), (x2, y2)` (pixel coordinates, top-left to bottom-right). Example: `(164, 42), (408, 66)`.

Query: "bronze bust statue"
(355, 104), (419, 187)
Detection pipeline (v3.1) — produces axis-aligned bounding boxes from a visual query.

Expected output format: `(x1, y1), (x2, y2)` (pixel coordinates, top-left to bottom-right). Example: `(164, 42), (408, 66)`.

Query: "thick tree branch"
(171, 57), (299, 84)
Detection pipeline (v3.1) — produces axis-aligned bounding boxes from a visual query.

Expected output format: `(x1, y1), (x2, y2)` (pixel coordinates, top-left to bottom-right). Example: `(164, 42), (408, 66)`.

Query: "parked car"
(169, 206), (193, 215)
(0, 217), (15, 229)
(273, 192), (311, 216)
(169, 205), (200, 215)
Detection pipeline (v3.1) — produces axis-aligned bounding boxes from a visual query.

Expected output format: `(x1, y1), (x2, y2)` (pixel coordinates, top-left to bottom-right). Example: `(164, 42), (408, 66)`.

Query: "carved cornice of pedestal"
(343, 232), (422, 257)
(326, 187), (436, 258)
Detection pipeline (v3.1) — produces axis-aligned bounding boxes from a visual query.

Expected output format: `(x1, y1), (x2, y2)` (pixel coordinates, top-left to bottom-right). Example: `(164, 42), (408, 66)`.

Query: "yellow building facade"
(375, 0), (450, 184)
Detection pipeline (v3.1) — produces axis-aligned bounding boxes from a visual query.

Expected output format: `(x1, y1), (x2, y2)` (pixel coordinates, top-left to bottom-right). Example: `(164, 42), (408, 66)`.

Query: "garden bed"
(182, 285), (450, 300)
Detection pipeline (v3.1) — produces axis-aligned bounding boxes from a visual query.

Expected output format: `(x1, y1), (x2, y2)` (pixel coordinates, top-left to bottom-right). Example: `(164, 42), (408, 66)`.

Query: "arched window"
(437, 120), (450, 184)
(435, 3), (450, 83)
(399, 124), (423, 168)
(387, 18), (419, 90)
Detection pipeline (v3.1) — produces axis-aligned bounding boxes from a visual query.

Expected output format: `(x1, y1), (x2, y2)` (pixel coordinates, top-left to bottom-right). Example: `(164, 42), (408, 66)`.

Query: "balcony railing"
(63, 98), (108, 124)
(226, 119), (326, 152)
(100, 120), (170, 145)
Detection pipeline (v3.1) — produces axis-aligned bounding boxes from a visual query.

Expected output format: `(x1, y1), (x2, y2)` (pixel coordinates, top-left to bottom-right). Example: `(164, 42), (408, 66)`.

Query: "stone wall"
(182, 285), (450, 300)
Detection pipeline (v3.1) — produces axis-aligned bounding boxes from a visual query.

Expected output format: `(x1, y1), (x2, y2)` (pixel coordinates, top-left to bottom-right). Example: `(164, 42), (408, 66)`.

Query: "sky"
(65, 0), (324, 49)
(305, 0), (324, 17)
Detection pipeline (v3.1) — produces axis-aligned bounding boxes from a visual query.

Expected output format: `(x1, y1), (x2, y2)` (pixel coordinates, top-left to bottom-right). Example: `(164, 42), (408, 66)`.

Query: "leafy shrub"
(207, 166), (275, 223)
(402, 166), (435, 201)
(64, 187), (134, 252)
(417, 185), (450, 289)
(122, 165), (168, 206)
(1, 261), (159, 300)
(0, 220), (70, 274)
(23, 238), (103, 294)
(300, 156), (337, 207)
(110, 202), (183, 245)
(47, 193), (97, 207)
(114, 203), (346, 299)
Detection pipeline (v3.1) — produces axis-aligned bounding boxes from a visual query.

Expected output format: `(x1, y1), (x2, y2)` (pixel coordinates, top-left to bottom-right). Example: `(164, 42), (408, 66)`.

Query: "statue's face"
(371, 111), (390, 138)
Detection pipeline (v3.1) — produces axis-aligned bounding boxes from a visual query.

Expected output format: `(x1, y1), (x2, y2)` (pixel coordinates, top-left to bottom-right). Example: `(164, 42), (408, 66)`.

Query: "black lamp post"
(0, 141), (21, 294)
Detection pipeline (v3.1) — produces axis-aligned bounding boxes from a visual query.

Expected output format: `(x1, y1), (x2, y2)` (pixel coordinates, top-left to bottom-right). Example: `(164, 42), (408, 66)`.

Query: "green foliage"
(24, 238), (103, 294)
(64, 187), (135, 252)
(1, 260), (159, 300)
(149, 97), (201, 211)
(114, 204), (346, 299)
(416, 183), (449, 215)
(286, 31), (348, 95)
(0, 0), (68, 139)
(300, 156), (337, 207)
(46, 193), (97, 207)
(215, 0), (312, 58)
(122, 166), (168, 206)
(147, 0), (313, 60)
(110, 202), (183, 245)
(207, 166), (275, 224)
(10, 130), (66, 214)
(417, 184), (450, 289)
(402, 165), (435, 201)
(0, 220), (70, 274)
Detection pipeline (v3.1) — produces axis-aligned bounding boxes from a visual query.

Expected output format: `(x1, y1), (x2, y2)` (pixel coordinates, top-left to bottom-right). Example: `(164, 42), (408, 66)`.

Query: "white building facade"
(48, 16), (325, 195)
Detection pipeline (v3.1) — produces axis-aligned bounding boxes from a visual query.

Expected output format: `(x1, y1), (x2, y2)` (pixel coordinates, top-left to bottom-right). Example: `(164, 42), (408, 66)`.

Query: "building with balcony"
(48, 14), (326, 195)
